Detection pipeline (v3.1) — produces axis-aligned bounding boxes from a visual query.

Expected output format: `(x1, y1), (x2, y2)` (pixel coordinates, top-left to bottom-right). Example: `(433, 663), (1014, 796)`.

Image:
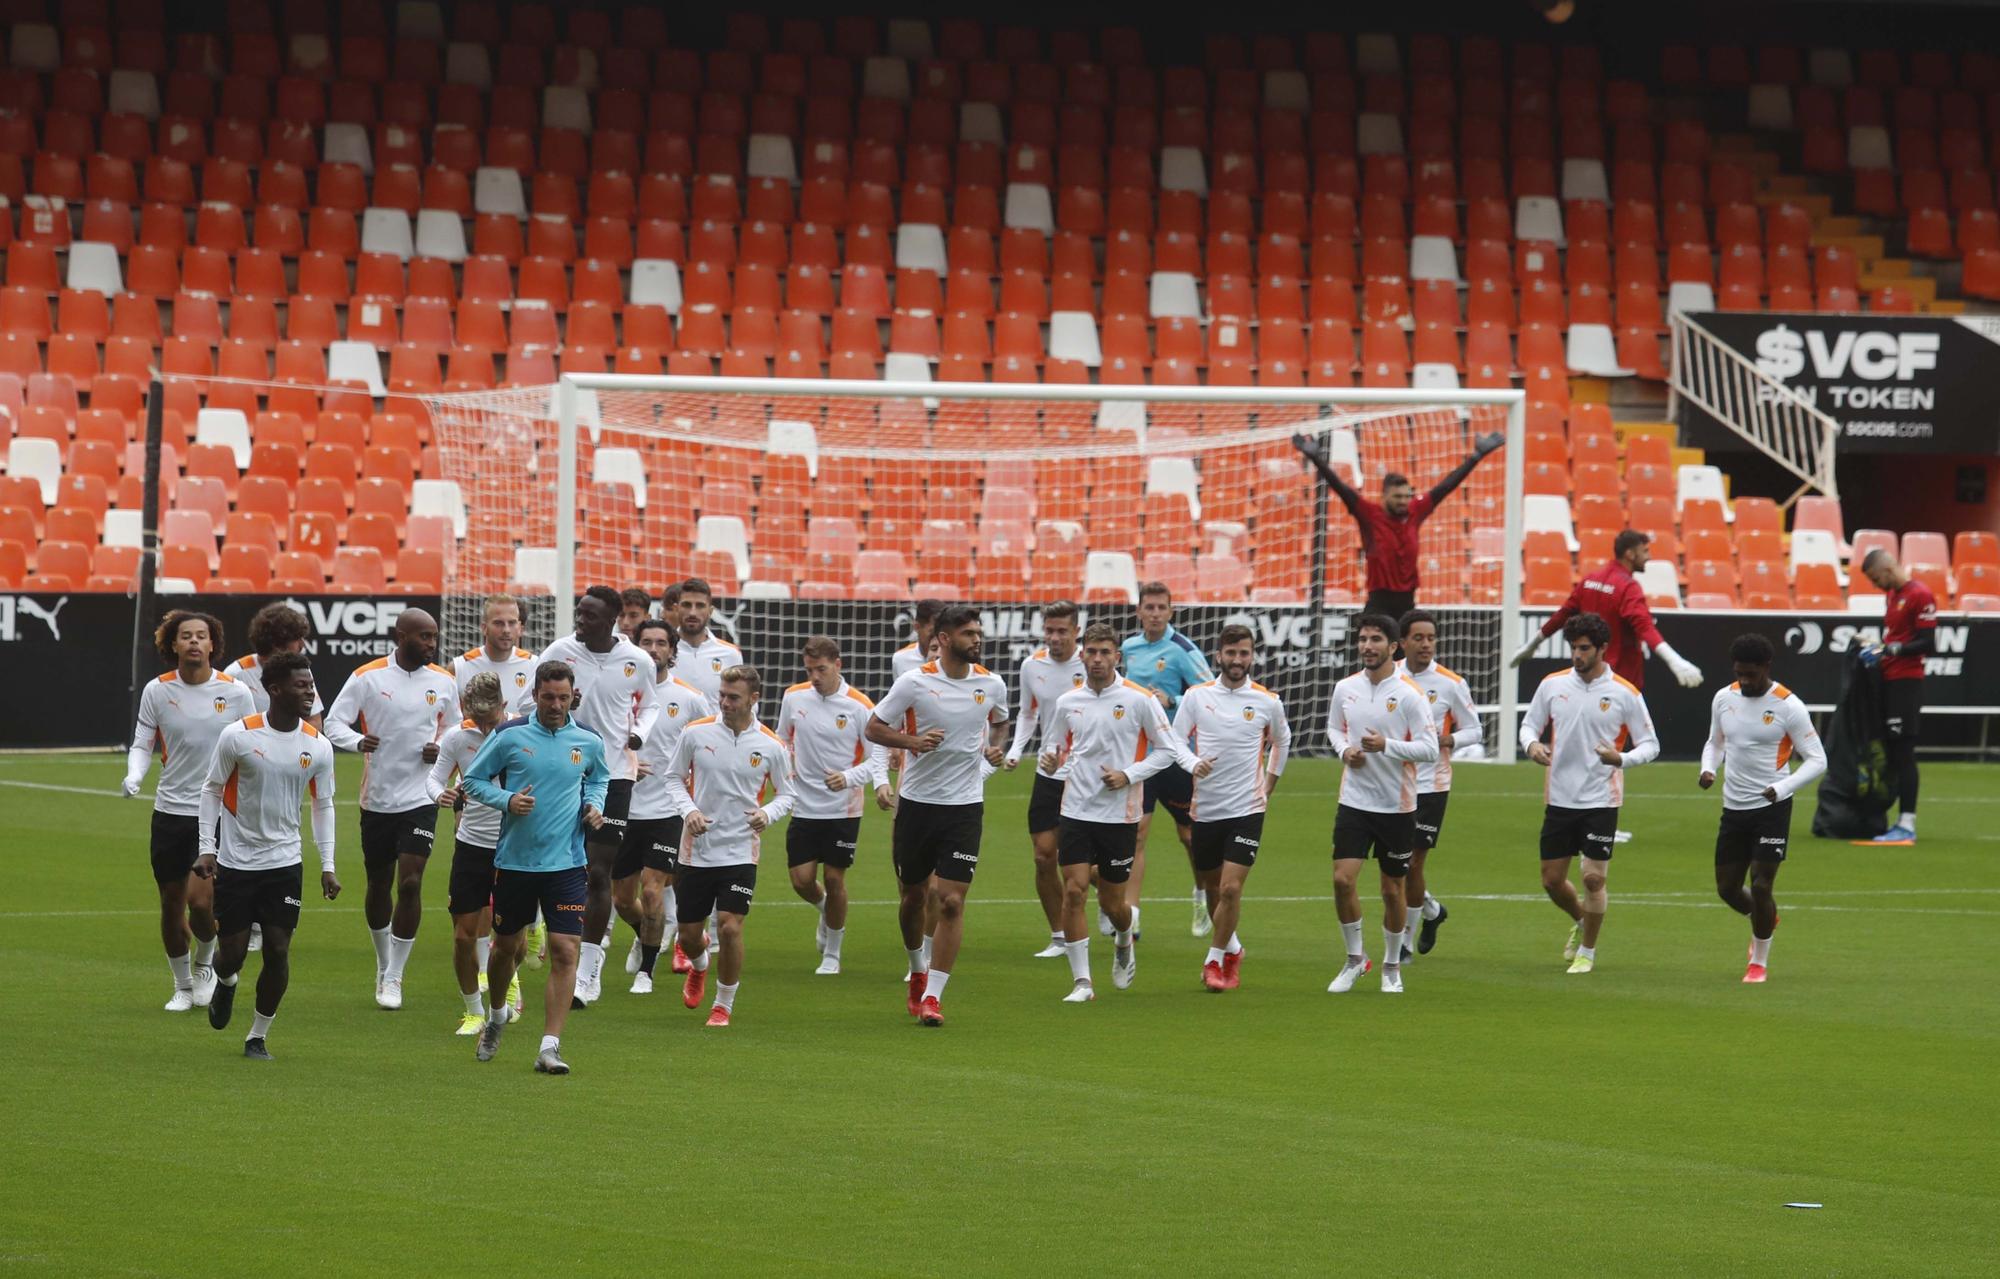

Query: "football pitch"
(2, 753), (1995, 1275)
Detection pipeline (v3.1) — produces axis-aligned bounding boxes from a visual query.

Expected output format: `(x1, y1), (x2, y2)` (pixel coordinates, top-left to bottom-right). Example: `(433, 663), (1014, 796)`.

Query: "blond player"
(426, 672), (522, 1034)
(777, 637), (894, 976)
(1395, 609), (1483, 961)
(1325, 613), (1439, 995)
(1041, 623), (1204, 1002)
(196, 652), (339, 1060)
(1173, 624), (1291, 993)
(866, 604), (1010, 1027)
(1700, 633), (1826, 984)
(124, 609), (257, 1011)
(662, 666), (797, 1027)
(623, 617), (712, 992)
(1520, 612), (1660, 975)
(324, 607), (456, 1009)
(453, 593), (537, 717)
(1003, 600), (1086, 958)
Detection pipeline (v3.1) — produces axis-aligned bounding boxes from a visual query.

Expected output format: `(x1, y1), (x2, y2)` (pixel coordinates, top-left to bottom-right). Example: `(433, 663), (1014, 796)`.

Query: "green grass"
(2, 753), (1995, 1275)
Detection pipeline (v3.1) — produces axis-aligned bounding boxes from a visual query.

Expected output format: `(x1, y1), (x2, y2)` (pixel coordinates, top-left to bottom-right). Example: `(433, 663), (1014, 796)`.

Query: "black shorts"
(1190, 813), (1265, 872)
(1332, 803), (1416, 877)
(1882, 677), (1923, 743)
(892, 799), (984, 886)
(150, 810), (200, 884)
(676, 862), (757, 920)
(1141, 764), (1193, 824)
(360, 806), (438, 870)
(1057, 816), (1138, 883)
(1715, 799), (1793, 866)
(1412, 791), (1449, 852)
(491, 866), (587, 936)
(447, 839), (497, 916)
(615, 815), (682, 878)
(587, 777), (634, 849)
(1027, 772), (1065, 834)
(214, 862), (303, 936)
(1539, 805), (1619, 861)
(788, 816), (860, 869)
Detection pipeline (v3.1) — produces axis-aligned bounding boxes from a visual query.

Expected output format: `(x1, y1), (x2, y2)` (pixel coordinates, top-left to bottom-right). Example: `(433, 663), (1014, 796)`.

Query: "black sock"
(639, 944), (661, 975)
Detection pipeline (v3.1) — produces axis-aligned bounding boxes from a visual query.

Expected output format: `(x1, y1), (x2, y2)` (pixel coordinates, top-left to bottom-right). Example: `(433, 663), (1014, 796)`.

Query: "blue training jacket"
(460, 714), (610, 872)
(1119, 624), (1214, 714)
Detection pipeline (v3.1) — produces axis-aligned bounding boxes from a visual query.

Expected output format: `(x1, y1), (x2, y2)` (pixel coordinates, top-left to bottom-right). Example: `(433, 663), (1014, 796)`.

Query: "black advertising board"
(1680, 312), (2000, 454)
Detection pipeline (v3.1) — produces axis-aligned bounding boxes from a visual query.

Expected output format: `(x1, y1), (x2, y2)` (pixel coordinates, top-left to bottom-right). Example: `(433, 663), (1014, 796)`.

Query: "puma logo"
(17, 595), (66, 641)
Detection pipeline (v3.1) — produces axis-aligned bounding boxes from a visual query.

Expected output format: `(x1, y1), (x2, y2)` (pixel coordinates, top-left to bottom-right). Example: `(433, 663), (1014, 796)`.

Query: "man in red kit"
(1512, 529), (1705, 690)
(1292, 429), (1506, 617)
(1856, 549), (1936, 846)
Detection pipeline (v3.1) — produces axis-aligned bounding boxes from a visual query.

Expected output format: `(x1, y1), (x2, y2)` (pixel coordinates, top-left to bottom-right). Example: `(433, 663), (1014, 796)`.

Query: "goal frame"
(550, 374), (1528, 763)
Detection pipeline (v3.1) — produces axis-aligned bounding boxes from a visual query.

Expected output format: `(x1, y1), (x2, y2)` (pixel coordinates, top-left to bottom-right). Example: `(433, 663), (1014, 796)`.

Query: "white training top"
(1007, 646), (1087, 778)
(662, 716), (797, 867)
(453, 645), (538, 717)
(672, 632), (744, 702)
(199, 715), (337, 872)
(871, 661), (1010, 806)
(426, 719), (502, 849)
(1173, 678), (1292, 823)
(891, 641), (927, 682)
(1053, 679), (1197, 824)
(1326, 669), (1440, 814)
(1519, 667), (1661, 810)
(126, 670), (258, 815)
(220, 653), (324, 717)
(1701, 681), (1828, 810)
(777, 679), (891, 820)
(536, 634), (661, 782)
(323, 656), (458, 812)
(630, 675), (714, 821)
(1396, 659), (1484, 794)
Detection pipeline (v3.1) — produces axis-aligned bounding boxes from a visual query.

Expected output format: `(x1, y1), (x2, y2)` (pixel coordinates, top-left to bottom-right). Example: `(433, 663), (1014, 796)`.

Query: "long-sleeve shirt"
(1326, 669), (1440, 813)
(126, 670), (257, 814)
(1519, 667), (1661, 809)
(460, 715), (609, 873)
(1173, 678), (1292, 822)
(198, 715), (337, 873)
(1052, 680), (1199, 824)
(1306, 446), (1487, 593)
(1535, 561), (1666, 689)
(323, 656), (458, 812)
(1701, 682), (1828, 810)
(425, 719), (502, 849)
(663, 716), (797, 867)
(871, 661), (1009, 806)
(221, 652), (325, 718)
(672, 631), (745, 702)
(1007, 646), (1087, 777)
(1119, 625), (1213, 715)
(1396, 659), (1483, 794)
(453, 644), (538, 716)
(777, 679), (890, 820)
(1882, 579), (1939, 681)
(536, 634), (661, 782)
(630, 675), (713, 821)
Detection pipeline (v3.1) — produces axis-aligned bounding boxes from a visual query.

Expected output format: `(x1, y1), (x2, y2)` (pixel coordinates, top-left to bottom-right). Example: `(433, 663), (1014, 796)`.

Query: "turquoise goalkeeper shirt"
(460, 713), (609, 873)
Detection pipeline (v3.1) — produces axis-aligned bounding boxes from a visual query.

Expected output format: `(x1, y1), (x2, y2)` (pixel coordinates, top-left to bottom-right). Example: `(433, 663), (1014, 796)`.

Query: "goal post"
(424, 376), (1527, 762)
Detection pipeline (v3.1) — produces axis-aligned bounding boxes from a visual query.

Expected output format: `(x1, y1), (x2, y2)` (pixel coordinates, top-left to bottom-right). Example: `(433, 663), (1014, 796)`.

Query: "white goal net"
(422, 377), (1524, 759)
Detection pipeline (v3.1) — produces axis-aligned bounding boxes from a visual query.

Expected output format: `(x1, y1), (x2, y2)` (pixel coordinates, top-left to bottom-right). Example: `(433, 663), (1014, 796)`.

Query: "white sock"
(1403, 912), (1419, 949)
(692, 945), (710, 973)
(1205, 946), (1226, 965)
(601, 924), (613, 948)
(192, 936), (216, 966)
(1423, 893), (1442, 921)
(662, 885), (677, 926)
(716, 981), (738, 1012)
(1066, 938), (1092, 982)
(370, 926), (392, 973)
(1130, 906), (1141, 934)
(169, 953), (193, 989)
(1340, 920), (1363, 960)
(386, 933), (416, 981)
(1049, 929), (1064, 946)
(906, 946), (927, 975)
(539, 1034), (559, 1054)
(248, 1010), (274, 1039)
(1114, 925), (1133, 948)
(920, 935), (933, 968)
(489, 1004), (510, 1025)
(219, 971), (239, 987)
(814, 897), (827, 918)
(1578, 945), (1596, 960)
(475, 935), (491, 968)
(462, 987), (485, 1015)
(1225, 932), (1243, 956)
(1384, 926), (1403, 967)
(579, 941), (604, 985)
(1193, 887), (1207, 907)
(923, 969), (950, 1000)
(824, 926), (845, 961)
(1750, 935), (1772, 965)
(1899, 811), (1917, 833)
